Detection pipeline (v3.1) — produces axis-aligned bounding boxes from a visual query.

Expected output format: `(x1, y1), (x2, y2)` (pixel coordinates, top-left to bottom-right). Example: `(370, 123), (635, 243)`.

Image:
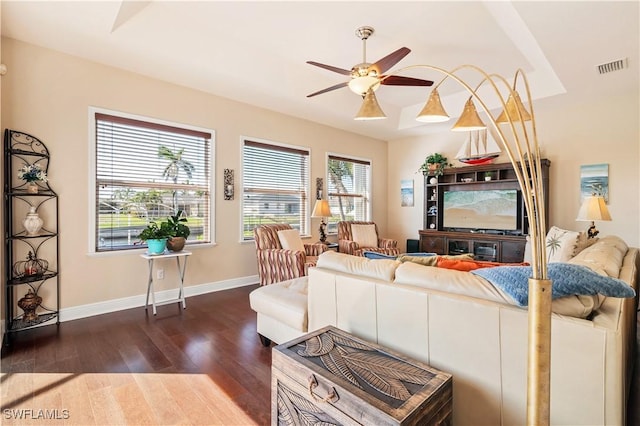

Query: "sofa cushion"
(394, 261), (514, 304)
(277, 229), (305, 251)
(471, 263), (635, 306)
(351, 224), (378, 248)
(546, 226), (580, 262)
(316, 251), (399, 282)
(569, 235), (628, 278)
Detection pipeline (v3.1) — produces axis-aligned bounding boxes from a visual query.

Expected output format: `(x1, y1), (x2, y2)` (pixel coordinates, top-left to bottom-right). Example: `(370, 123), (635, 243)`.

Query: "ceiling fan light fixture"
(496, 91), (531, 123)
(348, 75), (381, 95)
(416, 88), (450, 123)
(451, 98), (486, 131)
(354, 89), (386, 120)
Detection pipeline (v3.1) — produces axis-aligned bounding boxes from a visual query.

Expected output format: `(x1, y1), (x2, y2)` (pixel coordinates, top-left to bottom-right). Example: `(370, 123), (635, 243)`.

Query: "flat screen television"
(443, 189), (519, 231)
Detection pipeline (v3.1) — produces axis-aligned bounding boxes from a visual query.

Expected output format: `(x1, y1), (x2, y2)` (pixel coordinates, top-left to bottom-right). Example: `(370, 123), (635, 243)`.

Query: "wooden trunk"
(271, 326), (452, 426)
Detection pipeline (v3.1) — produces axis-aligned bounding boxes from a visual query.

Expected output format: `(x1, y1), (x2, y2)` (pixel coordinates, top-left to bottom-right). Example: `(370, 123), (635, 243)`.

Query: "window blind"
(327, 154), (371, 232)
(95, 113), (212, 251)
(242, 140), (310, 240)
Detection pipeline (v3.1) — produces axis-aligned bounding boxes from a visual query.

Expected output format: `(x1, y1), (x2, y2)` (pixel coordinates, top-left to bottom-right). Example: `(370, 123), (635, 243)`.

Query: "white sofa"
(250, 236), (638, 425)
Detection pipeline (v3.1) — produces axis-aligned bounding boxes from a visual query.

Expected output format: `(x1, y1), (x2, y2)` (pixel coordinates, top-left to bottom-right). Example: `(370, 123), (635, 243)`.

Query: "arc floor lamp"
(354, 64), (551, 425)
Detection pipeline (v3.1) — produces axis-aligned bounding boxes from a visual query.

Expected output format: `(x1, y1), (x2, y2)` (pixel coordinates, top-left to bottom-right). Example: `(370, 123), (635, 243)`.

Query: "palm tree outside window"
(326, 154), (371, 234)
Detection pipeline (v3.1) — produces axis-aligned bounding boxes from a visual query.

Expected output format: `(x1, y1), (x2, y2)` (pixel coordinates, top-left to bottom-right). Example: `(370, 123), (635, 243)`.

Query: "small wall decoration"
(223, 169), (234, 200)
(401, 179), (414, 207)
(580, 163), (609, 203)
(316, 178), (323, 200)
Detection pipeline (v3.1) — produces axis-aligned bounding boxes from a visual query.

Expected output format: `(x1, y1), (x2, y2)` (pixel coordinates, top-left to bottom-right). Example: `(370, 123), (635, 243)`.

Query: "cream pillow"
(545, 226), (580, 263)
(277, 229), (305, 252)
(351, 224), (378, 248)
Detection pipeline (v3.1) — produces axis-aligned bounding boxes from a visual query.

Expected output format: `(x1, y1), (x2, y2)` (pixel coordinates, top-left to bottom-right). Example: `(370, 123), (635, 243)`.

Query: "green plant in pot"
(162, 210), (191, 252)
(418, 153), (452, 178)
(138, 221), (171, 255)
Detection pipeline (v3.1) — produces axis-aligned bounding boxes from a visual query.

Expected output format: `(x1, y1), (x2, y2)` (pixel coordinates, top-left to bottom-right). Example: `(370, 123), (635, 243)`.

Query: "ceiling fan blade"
(381, 75), (433, 87)
(369, 47), (411, 75)
(306, 61), (352, 76)
(307, 81), (349, 98)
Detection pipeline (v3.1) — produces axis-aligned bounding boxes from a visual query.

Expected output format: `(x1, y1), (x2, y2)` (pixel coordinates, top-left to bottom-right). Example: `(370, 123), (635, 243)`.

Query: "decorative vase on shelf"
(26, 182), (38, 194)
(23, 206), (43, 236)
(17, 289), (42, 322)
(429, 177), (438, 185)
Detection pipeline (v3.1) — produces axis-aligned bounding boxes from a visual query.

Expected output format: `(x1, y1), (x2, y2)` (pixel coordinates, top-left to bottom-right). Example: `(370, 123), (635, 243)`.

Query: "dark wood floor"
(2, 285), (640, 425)
(1, 285), (272, 425)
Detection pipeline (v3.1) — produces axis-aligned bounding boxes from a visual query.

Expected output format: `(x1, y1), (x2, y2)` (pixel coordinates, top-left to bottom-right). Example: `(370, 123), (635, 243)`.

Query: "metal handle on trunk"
(307, 375), (339, 403)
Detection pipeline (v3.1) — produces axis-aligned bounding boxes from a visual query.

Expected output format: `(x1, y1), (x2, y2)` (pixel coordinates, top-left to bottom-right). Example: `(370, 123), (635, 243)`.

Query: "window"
(92, 110), (213, 252)
(242, 140), (310, 240)
(326, 154), (371, 233)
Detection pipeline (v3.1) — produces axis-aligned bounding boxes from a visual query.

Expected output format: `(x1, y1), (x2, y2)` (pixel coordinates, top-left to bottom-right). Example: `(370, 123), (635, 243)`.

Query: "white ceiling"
(2, 1), (638, 141)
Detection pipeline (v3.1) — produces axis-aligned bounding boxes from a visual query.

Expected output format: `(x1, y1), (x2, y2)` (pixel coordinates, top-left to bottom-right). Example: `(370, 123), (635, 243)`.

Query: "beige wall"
(388, 87), (640, 249)
(3, 35), (638, 319)
(1, 37), (387, 312)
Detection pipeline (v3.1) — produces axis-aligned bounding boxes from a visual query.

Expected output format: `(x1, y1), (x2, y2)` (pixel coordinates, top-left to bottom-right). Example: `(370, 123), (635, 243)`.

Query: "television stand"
(419, 230), (526, 263)
(419, 159), (550, 263)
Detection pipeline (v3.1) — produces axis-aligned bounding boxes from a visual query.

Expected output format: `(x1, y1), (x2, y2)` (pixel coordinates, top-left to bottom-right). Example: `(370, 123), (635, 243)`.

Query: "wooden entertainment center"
(419, 159), (550, 263)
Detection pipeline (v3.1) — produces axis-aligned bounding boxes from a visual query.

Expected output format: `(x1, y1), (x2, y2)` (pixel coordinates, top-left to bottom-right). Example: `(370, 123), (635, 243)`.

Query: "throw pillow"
(436, 258), (529, 272)
(363, 251), (397, 260)
(574, 231), (599, 256)
(545, 226), (580, 263)
(471, 263), (635, 306)
(397, 253), (473, 267)
(350, 224), (378, 248)
(277, 229), (305, 252)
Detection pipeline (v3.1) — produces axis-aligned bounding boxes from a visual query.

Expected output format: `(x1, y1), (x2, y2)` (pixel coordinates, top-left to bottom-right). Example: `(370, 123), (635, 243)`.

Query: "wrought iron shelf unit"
(3, 129), (60, 344)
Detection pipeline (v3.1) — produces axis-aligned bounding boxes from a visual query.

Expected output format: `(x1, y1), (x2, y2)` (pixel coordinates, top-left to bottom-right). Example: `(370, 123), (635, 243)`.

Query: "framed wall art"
(401, 179), (414, 207)
(580, 163), (609, 203)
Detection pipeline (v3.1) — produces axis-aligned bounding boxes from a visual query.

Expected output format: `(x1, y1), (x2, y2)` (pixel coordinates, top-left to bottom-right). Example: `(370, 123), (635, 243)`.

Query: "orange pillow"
(436, 257), (529, 272)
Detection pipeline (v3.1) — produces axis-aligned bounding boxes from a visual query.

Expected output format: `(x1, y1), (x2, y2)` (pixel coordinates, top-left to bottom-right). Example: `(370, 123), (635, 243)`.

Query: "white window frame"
(325, 152), (372, 233)
(241, 137), (311, 241)
(88, 107), (216, 255)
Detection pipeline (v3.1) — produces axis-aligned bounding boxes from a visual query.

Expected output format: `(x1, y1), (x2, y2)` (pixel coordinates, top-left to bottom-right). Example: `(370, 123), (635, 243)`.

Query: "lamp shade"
(576, 195), (612, 221)
(416, 88), (450, 123)
(496, 91), (532, 123)
(312, 199), (332, 218)
(354, 89), (387, 120)
(451, 98), (486, 131)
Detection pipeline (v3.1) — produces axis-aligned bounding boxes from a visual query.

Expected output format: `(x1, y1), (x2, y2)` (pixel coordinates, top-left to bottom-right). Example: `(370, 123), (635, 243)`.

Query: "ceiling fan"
(307, 26), (433, 98)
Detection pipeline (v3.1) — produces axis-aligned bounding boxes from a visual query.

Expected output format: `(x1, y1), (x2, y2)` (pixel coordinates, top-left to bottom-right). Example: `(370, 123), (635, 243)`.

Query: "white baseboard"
(59, 275), (259, 323)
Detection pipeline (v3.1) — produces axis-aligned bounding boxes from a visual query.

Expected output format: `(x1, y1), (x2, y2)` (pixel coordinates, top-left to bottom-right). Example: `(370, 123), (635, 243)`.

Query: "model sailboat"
(455, 129), (502, 165)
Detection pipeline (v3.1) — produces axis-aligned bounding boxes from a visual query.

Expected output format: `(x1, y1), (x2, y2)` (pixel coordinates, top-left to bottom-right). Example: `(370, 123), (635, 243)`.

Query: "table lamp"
(576, 195), (612, 238)
(311, 199), (331, 243)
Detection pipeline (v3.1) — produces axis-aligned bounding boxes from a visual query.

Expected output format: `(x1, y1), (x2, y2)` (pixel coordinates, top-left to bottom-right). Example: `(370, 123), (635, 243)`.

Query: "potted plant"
(418, 153), (451, 178)
(18, 164), (48, 194)
(138, 221), (171, 254)
(484, 171), (493, 181)
(162, 210), (191, 252)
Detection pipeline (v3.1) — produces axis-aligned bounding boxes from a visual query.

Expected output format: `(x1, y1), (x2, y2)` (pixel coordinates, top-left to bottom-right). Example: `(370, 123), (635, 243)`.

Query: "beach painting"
(401, 179), (414, 207)
(580, 163), (609, 203)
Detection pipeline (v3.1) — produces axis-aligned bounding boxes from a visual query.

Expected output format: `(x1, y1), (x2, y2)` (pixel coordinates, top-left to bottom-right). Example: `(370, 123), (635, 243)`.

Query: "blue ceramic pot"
(146, 238), (167, 255)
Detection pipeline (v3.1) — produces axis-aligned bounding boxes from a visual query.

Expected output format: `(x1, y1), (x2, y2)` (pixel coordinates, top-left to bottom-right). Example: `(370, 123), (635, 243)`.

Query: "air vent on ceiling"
(596, 58), (628, 75)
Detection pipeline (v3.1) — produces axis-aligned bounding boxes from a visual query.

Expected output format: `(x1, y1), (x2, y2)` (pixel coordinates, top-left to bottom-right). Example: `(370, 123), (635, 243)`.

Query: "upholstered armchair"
(254, 224), (328, 286)
(337, 221), (400, 257)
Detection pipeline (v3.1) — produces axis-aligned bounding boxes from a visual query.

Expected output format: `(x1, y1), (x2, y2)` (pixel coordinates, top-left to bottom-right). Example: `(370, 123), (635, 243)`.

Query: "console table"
(141, 250), (191, 315)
